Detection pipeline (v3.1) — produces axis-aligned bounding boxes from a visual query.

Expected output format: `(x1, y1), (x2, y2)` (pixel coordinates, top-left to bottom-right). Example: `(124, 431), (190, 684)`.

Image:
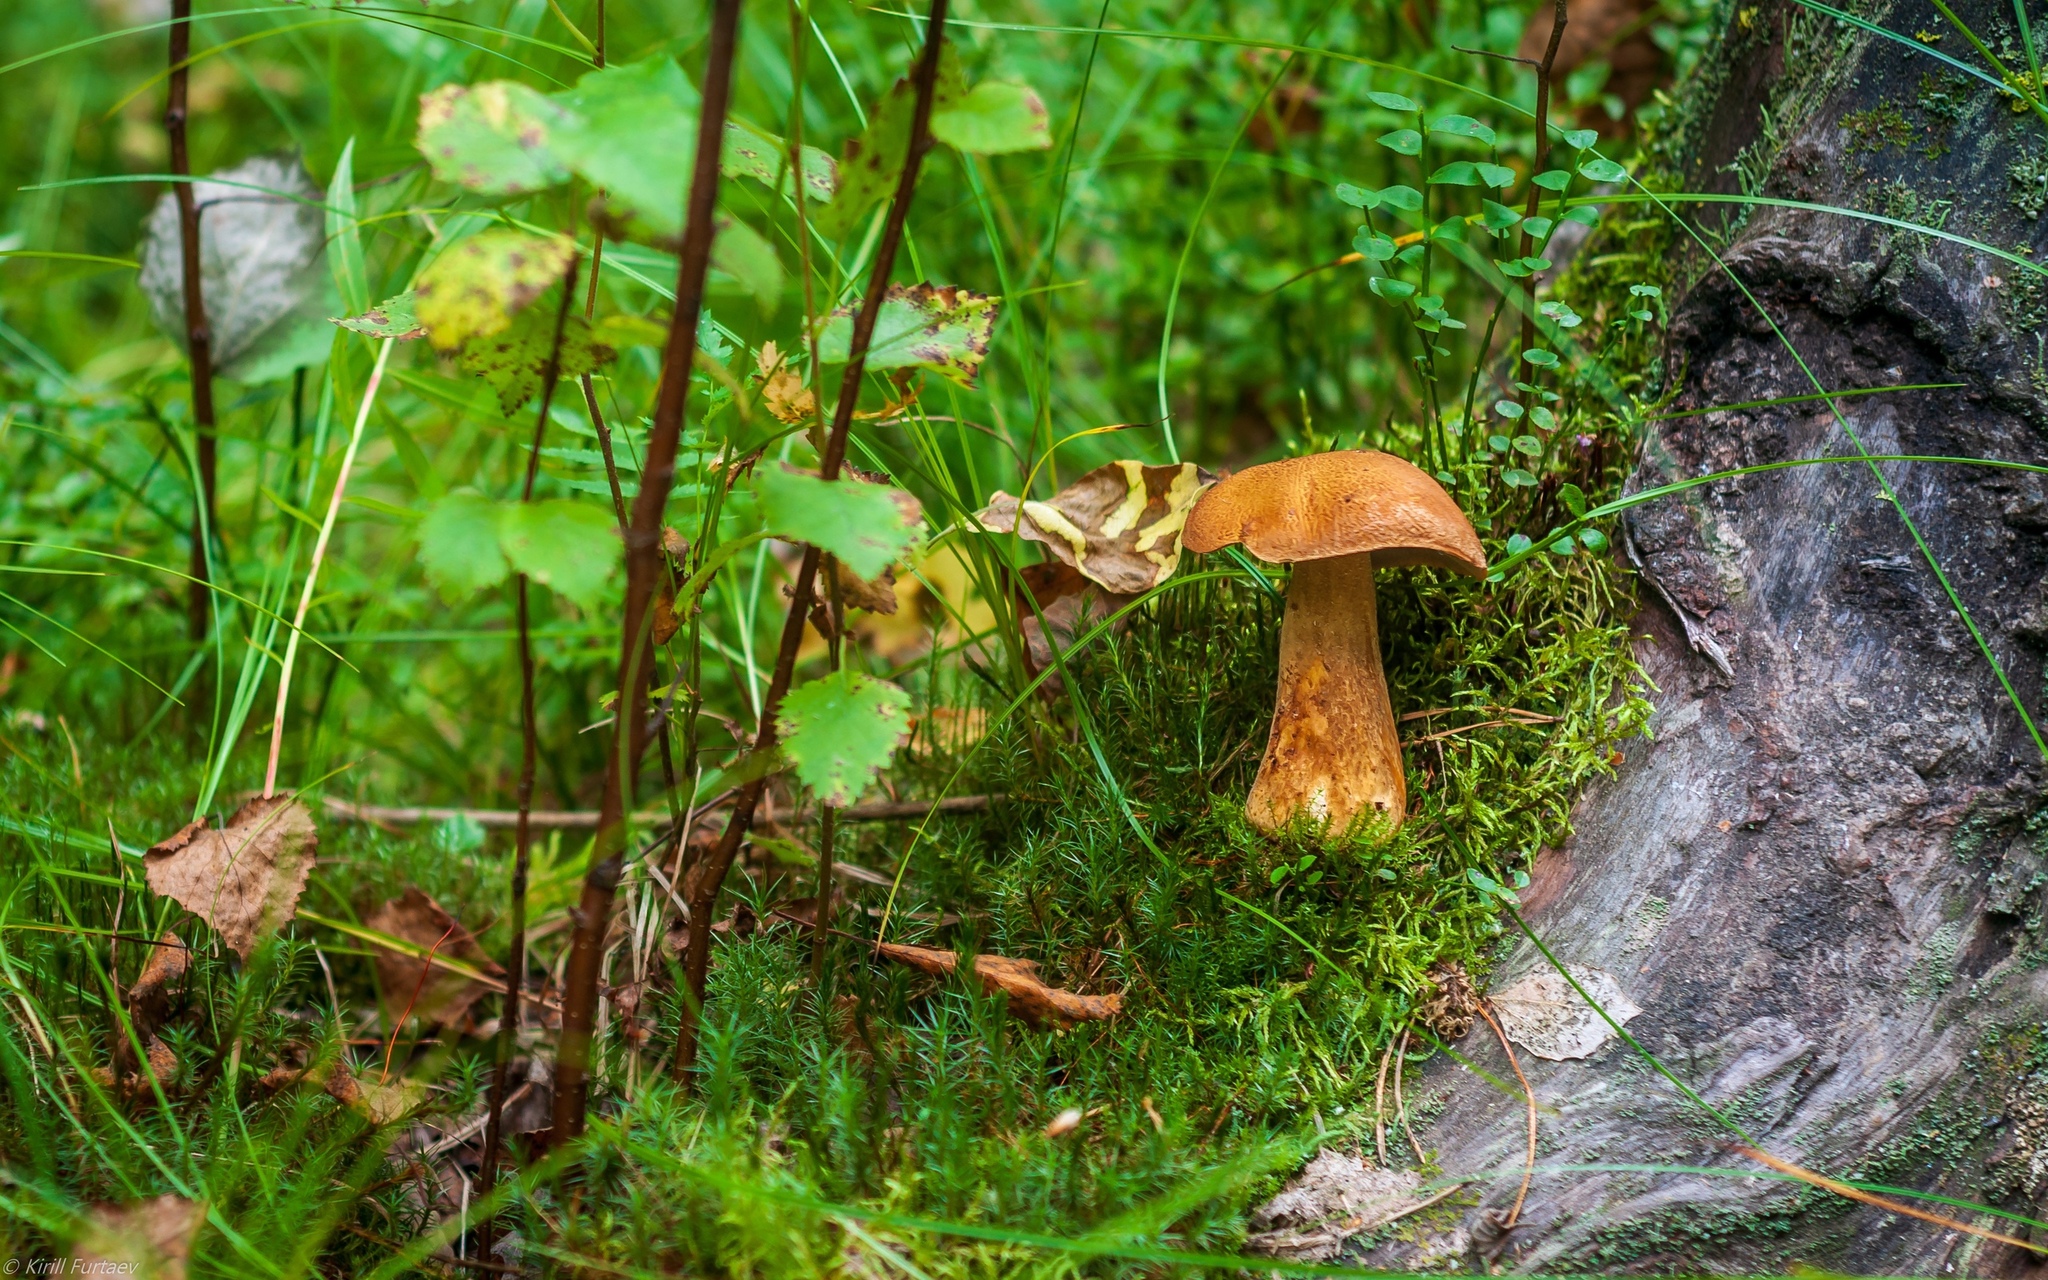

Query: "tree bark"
(1359, 2), (2048, 1271)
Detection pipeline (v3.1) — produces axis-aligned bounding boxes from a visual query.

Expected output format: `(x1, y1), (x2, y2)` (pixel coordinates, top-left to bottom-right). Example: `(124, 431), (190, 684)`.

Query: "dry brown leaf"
(1009, 561), (1138, 686)
(758, 340), (818, 425)
(870, 939), (1122, 1027)
(144, 795), (317, 958)
(116, 932), (189, 1074)
(313, 1060), (430, 1125)
(364, 887), (506, 1030)
(72, 1193), (206, 1280)
(978, 460), (1214, 595)
(1415, 958), (1479, 1041)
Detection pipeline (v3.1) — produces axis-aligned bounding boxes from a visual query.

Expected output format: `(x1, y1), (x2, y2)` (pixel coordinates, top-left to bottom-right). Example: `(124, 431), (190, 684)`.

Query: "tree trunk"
(1364, 3), (2048, 1271)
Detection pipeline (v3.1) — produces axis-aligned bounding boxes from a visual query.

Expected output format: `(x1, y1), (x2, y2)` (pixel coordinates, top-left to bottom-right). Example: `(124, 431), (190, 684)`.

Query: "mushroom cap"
(1182, 449), (1487, 577)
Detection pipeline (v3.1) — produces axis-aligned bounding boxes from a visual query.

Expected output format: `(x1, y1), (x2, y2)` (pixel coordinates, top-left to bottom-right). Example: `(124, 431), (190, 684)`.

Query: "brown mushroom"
(1183, 450), (1486, 837)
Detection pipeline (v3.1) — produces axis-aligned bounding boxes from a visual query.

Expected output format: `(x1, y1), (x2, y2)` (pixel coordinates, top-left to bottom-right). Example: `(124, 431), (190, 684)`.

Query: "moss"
(2011, 150), (2048, 219)
(1842, 102), (1916, 154)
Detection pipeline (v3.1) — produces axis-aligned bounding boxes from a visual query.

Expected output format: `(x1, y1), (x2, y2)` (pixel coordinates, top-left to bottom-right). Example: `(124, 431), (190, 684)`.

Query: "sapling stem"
(1516, 0), (1567, 414)
(554, 0), (744, 1140)
(479, 261), (578, 1253)
(166, 0), (217, 641)
(672, 0), (952, 1079)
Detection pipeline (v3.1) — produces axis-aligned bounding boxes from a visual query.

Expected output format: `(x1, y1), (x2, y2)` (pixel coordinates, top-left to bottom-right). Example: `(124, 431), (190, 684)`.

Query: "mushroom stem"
(1246, 552), (1405, 836)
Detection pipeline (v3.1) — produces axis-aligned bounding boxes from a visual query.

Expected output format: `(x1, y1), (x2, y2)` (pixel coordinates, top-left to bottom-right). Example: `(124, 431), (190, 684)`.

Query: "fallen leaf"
(1489, 967), (1642, 1060)
(72, 1194), (206, 1280)
(125, 932), (189, 1039)
(137, 154), (329, 377)
(1007, 561), (1138, 684)
(1415, 958), (1479, 1041)
(758, 340), (818, 425)
(910, 707), (987, 759)
(1245, 1149), (1434, 1261)
(978, 460), (1215, 595)
(1044, 1107), (1083, 1137)
(414, 230), (577, 352)
(363, 888), (507, 1030)
(144, 795), (317, 959)
(870, 940), (1122, 1027)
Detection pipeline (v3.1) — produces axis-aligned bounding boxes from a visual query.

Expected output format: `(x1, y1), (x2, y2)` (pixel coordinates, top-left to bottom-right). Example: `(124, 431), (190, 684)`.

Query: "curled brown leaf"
(364, 887), (506, 1031)
(978, 460), (1214, 595)
(869, 939), (1122, 1027)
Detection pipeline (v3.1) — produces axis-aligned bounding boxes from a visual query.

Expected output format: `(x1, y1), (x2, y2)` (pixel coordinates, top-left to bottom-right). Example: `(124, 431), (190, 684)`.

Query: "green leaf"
(1539, 299), (1582, 328)
(1429, 161), (1479, 185)
(1578, 527), (1610, 553)
(1367, 90), (1419, 111)
(1480, 199), (1522, 230)
(1562, 206), (1601, 226)
(415, 231), (576, 352)
(1504, 533), (1533, 554)
(1558, 482), (1588, 517)
(1579, 157), (1628, 182)
(709, 214), (784, 305)
(931, 80), (1052, 154)
(1531, 168), (1572, 191)
(549, 57), (701, 238)
(1493, 399), (1523, 419)
(1465, 867), (1519, 904)
(1475, 162), (1516, 188)
(1550, 535), (1576, 556)
(1376, 128), (1422, 155)
(1269, 865), (1289, 885)
(814, 282), (996, 388)
(416, 492), (511, 600)
(722, 118), (837, 204)
(1522, 347), (1560, 368)
(457, 310), (616, 415)
(1488, 434), (1511, 451)
(1376, 184), (1423, 211)
(1512, 435), (1542, 456)
(754, 465), (921, 579)
(416, 81), (572, 195)
(327, 138), (369, 318)
(1429, 114), (1496, 145)
(1502, 467), (1538, 487)
(1529, 405), (1556, 430)
(498, 499), (619, 611)
(777, 669), (914, 807)
(1334, 182), (1379, 209)
(1353, 230), (1397, 261)
(1629, 283), (1662, 298)
(335, 291), (426, 341)
(1563, 128), (1600, 150)
(1368, 276), (1416, 299)
(1494, 257), (1534, 278)
(1522, 215), (1555, 239)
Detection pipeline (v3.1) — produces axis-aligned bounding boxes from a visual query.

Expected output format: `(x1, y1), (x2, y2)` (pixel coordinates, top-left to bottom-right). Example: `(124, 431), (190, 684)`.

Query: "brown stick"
(1733, 1144), (2048, 1255)
(1478, 999), (1538, 1229)
(166, 0), (218, 641)
(553, 0), (744, 1142)
(480, 262), (578, 1236)
(322, 793), (1002, 828)
(1515, 0), (1568, 413)
(672, 0), (952, 1080)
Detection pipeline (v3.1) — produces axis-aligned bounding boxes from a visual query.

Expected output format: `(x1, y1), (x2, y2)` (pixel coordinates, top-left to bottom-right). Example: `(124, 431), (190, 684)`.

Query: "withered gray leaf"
(71, 1194), (206, 1280)
(138, 155), (329, 377)
(144, 795), (317, 959)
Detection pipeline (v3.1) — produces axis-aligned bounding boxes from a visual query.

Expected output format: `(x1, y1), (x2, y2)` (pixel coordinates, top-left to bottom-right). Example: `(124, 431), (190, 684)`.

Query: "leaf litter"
(144, 795), (317, 959)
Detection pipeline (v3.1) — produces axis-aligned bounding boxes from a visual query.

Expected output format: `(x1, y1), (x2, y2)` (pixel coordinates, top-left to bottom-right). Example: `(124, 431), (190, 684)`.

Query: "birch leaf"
(978, 461), (1214, 595)
(777, 669), (913, 807)
(414, 230), (576, 351)
(137, 155), (326, 374)
(754, 464), (921, 579)
(416, 81), (572, 195)
(456, 308), (615, 414)
(143, 795), (317, 959)
(335, 291), (426, 341)
(814, 283), (996, 388)
(1490, 968), (1642, 1060)
(364, 888), (505, 1030)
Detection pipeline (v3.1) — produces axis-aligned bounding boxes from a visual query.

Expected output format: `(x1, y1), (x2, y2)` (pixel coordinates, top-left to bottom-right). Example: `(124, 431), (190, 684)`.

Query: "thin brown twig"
(555, 0), (744, 1139)
(480, 260), (578, 1247)
(1477, 999), (1537, 1229)
(166, 0), (217, 641)
(1393, 1026), (1425, 1166)
(1373, 1035), (1394, 1167)
(322, 793), (1000, 828)
(672, 0), (952, 1080)
(1733, 1144), (2048, 1255)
